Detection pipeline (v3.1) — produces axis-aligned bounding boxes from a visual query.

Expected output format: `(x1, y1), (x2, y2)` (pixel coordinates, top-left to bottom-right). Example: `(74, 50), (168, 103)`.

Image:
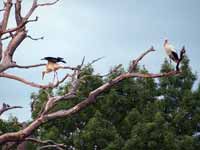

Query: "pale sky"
(0, 0), (200, 121)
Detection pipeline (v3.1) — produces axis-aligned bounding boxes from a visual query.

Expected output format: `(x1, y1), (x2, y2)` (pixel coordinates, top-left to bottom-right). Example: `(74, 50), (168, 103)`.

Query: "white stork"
(41, 57), (66, 81)
(163, 40), (179, 63)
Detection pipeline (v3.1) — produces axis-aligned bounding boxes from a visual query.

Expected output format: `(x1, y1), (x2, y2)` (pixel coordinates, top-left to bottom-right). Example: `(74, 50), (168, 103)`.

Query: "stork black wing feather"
(57, 57), (66, 63)
(41, 57), (66, 63)
(171, 51), (179, 62)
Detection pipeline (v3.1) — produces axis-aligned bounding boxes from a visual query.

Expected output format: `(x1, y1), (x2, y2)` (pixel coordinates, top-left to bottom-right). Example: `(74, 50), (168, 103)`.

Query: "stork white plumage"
(164, 40), (179, 63)
(41, 57), (66, 82)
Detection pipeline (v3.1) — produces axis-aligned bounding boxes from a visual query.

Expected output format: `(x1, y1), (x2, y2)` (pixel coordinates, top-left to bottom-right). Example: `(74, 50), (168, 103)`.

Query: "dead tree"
(0, 0), (185, 146)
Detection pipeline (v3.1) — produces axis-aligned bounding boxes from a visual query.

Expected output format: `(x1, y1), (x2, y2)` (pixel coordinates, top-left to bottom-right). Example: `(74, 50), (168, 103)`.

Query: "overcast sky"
(0, 0), (200, 121)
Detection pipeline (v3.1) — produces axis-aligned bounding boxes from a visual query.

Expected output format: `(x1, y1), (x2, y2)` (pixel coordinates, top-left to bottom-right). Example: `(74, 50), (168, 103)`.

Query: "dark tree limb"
(26, 35), (44, 41)
(1, 34), (12, 40)
(0, 103), (22, 116)
(0, 9), (5, 12)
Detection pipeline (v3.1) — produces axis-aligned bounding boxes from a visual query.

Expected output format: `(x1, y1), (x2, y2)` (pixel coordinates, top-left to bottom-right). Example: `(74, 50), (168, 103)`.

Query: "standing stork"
(41, 57), (66, 82)
(163, 39), (179, 63)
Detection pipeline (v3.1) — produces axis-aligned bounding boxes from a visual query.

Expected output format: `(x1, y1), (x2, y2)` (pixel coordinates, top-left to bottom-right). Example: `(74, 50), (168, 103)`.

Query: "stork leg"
(169, 59), (172, 64)
(55, 71), (59, 82)
(42, 71), (46, 80)
(53, 72), (56, 83)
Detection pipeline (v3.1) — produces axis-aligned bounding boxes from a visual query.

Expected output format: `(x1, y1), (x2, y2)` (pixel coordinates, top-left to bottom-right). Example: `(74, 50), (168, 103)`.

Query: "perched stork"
(164, 40), (179, 63)
(41, 57), (66, 81)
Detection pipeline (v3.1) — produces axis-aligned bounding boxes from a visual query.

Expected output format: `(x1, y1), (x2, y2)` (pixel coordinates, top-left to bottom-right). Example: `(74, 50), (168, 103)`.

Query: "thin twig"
(85, 56), (104, 68)
(1, 34), (12, 40)
(26, 35), (44, 41)
(0, 9), (5, 12)
(1, 16), (39, 35)
(129, 46), (155, 72)
(37, 0), (60, 7)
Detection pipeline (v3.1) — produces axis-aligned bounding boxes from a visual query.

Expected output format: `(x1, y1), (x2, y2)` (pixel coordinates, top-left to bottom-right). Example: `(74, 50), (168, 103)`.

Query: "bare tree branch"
(37, 0), (60, 7)
(12, 63), (46, 69)
(39, 145), (64, 150)
(95, 64), (123, 78)
(85, 56), (104, 68)
(0, 72), (69, 89)
(13, 63), (79, 71)
(1, 16), (39, 35)
(0, 0), (13, 62)
(15, 0), (23, 25)
(129, 46), (155, 72)
(0, 40), (2, 61)
(25, 138), (67, 150)
(0, 103), (22, 116)
(26, 35), (44, 41)
(0, 0), (12, 32)
(2, 30), (27, 64)
(0, 9), (5, 12)
(39, 61), (84, 116)
(0, 0), (59, 69)
(1, 34), (12, 40)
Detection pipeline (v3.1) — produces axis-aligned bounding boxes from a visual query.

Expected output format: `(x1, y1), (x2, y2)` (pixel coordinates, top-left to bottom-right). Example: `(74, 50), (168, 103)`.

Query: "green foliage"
(74, 111), (123, 150)
(0, 115), (21, 134)
(0, 116), (22, 150)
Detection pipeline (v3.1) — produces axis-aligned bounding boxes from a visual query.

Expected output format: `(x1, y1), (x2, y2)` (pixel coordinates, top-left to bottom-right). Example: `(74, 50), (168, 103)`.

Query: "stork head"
(164, 39), (168, 46)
